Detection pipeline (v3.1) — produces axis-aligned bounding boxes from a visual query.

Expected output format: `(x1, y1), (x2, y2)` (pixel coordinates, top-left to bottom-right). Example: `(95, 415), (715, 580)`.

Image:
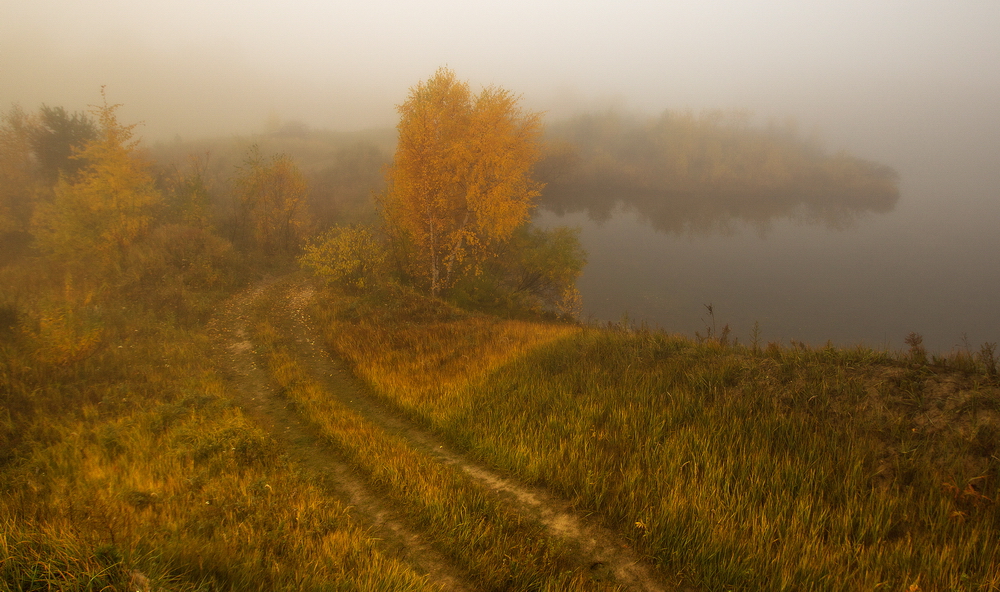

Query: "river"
(534, 156), (1000, 355)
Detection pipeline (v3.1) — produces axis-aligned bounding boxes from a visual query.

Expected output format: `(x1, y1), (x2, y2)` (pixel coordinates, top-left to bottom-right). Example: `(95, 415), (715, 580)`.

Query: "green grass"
(309, 282), (1000, 591)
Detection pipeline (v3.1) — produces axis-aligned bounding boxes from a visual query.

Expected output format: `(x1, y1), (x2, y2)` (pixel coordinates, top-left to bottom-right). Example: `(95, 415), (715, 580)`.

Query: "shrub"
(299, 225), (388, 292)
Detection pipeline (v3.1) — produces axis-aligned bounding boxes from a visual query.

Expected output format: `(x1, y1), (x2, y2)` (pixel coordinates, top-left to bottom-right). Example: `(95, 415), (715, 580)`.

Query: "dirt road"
(211, 277), (673, 591)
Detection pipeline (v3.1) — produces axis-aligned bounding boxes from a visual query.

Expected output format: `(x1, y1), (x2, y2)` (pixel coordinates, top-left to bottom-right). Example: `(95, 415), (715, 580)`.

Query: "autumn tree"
(157, 152), (215, 229)
(380, 68), (543, 296)
(1, 104), (96, 252)
(32, 90), (160, 277)
(230, 145), (309, 256)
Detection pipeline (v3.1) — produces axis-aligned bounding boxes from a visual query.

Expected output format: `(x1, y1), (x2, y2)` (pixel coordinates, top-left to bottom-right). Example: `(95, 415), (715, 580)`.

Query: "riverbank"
(310, 280), (1000, 590)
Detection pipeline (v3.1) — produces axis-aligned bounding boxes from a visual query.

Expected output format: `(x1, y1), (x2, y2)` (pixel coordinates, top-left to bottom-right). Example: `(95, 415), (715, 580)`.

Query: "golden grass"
(248, 286), (620, 592)
(308, 284), (1000, 591)
(1, 268), (440, 591)
(3, 404), (439, 590)
(308, 284), (578, 424)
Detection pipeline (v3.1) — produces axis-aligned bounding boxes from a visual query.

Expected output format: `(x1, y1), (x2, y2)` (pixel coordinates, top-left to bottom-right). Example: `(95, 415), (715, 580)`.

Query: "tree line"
(535, 109), (900, 232)
(1, 74), (586, 321)
(539, 109), (900, 195)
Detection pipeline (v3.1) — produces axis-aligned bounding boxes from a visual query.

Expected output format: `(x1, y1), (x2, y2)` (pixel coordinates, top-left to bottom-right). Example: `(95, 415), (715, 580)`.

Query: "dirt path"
(212, 277), (676, 592)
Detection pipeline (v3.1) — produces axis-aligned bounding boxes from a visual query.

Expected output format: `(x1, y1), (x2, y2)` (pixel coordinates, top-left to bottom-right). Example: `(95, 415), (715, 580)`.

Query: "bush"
(299, 225), (388, 292)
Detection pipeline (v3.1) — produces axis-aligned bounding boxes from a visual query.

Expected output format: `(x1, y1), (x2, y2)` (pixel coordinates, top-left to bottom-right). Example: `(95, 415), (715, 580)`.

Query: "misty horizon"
(4, 2), (999, 184)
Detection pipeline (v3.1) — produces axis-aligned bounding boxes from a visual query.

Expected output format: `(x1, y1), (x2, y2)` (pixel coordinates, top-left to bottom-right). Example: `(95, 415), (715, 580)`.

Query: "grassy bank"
(309, 283), (1000, 591)
(245, 281), (620, 591)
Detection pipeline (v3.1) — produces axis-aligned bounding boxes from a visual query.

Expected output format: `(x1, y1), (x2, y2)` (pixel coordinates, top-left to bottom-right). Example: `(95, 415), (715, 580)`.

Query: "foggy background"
(4, 1), (998, 162)
(4, 0), (999, 352)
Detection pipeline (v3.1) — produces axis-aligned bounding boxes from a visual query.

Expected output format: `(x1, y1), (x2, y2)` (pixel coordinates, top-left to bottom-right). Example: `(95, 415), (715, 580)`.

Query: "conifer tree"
(33, 89), (160, 277)
(0, 105), (39, 236)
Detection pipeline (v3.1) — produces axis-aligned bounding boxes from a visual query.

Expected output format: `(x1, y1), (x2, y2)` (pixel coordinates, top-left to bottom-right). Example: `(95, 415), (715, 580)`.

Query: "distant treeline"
(536, 110), (900, 231)
(149, 126), (394, 230)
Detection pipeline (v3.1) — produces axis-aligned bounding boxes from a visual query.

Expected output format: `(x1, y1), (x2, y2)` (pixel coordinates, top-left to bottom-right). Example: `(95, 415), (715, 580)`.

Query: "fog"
(4, 0), (999, 351)
(7, 2), (1000, 186)
(5, 2), (999, 160)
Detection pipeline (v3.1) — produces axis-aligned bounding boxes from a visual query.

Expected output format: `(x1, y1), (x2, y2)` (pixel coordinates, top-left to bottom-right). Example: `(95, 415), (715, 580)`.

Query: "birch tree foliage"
(299, 224), (387, 292)
(380, 68), (543, 296)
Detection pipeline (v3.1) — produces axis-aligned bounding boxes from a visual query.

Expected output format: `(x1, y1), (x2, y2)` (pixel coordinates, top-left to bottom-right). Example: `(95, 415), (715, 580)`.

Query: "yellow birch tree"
(380, 68), (543, 296)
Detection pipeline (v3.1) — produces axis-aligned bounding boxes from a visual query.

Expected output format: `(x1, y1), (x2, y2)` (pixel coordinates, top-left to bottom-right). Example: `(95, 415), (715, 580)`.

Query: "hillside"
(4, 256), (999, 590)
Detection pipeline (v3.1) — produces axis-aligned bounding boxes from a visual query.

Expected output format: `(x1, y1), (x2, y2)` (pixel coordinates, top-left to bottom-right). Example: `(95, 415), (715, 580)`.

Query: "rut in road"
(218, 277), (676, 592)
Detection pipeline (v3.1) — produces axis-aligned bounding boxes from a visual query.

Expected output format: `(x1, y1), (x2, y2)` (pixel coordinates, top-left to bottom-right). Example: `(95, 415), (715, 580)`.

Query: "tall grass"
(248, 285), (620, 592)
(310, 283), (1000, 591)
(1, 265), (440, 591)
(308, 283), (578, 425)
(2, 398), (438, 591)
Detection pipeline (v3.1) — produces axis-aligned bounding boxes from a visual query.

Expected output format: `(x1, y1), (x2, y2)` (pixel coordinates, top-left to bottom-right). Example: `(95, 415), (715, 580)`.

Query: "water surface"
(535, 175), (1000, 355)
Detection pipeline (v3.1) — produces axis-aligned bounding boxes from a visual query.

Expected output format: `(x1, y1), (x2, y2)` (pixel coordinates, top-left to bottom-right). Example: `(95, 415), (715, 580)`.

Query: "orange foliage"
(231, 145), (309, 255)
(380, 68), (543, 296)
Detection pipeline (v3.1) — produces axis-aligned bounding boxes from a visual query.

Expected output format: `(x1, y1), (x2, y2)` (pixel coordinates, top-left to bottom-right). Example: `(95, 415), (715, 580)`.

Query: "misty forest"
(2, 70), (999, 591)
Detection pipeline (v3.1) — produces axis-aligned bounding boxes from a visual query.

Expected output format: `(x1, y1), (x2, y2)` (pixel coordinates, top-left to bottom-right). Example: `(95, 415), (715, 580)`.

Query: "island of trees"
(537, 109), (900, 232)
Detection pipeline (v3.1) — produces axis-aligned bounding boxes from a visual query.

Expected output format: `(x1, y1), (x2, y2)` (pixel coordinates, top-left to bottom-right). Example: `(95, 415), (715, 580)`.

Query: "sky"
(3, 0), (999, 174)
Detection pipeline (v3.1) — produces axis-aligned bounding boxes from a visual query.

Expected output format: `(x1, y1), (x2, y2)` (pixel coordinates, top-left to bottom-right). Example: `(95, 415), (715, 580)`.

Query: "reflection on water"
(534, 186), (1000, 354)
(541, 184), (898, 236)
(537, 109), (901, 235)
